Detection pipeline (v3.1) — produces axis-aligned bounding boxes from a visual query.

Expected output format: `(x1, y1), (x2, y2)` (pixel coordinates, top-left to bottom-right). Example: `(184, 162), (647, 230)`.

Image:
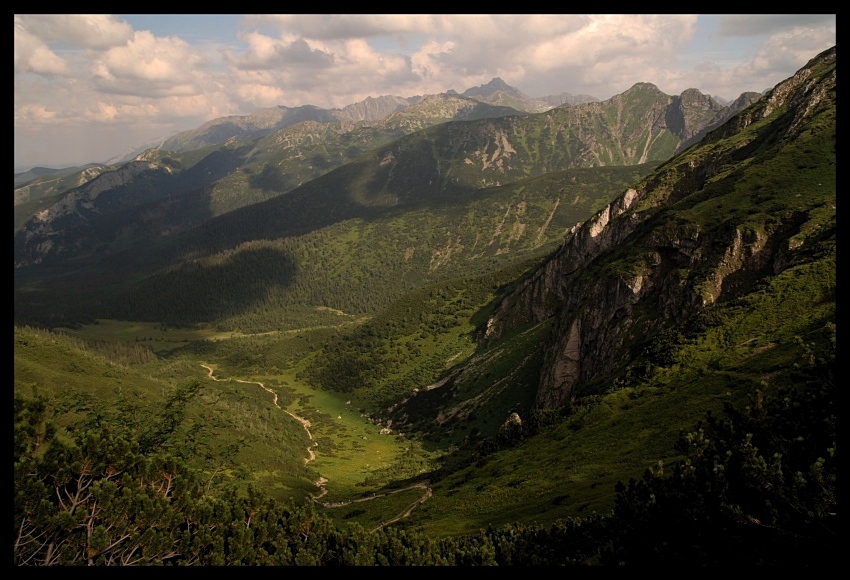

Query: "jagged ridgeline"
(13, 94), (522, 268)
(15, 82), (751, 282)
(312, 44), (835, 432)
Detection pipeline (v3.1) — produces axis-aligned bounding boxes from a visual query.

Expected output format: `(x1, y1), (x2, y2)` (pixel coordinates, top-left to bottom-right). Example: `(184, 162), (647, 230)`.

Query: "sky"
(14, 14), (836, 171)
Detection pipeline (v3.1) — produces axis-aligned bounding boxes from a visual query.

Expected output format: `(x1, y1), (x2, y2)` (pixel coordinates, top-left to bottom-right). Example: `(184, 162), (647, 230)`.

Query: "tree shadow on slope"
(102, 244), (298, 327)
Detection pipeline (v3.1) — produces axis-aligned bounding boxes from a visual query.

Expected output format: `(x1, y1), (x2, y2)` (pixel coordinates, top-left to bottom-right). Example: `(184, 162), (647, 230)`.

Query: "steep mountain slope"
(482, 46), (835, 409)
(348, 46), (834, 538)
(14, 78), (761, 330)
(14, 145), (253, 267)
(462, 77), (555, 113)
(14, 164), (108, 228)
(203, 94), (524, 216)
(14, 80), (756, 274)
(15, 165), (101, 188)
(15, 163), (657, 332)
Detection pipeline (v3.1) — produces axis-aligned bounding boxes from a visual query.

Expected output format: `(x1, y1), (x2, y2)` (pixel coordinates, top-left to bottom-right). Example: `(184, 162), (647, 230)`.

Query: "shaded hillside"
(15, 163), (656, 331)
(14, 164), (108, 231)
(14, 145), (252, 267)
(13, 47), (836, 565)
(349, 46), (835, 539)
(204, 94), (524, 216)
(14, 95), (522, 270)
(147, 82), (752, 261)
(14, 164), (105, 189)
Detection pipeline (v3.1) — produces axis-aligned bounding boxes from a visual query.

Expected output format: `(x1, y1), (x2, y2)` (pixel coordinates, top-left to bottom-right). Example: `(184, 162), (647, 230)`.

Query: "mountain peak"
(463, 77), (522, 98)
(626, 82), (662, 93)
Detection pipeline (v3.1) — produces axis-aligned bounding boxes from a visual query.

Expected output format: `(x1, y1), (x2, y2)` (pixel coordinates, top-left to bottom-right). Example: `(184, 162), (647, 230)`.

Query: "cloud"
(14, 16), (70, 75)
(91, 30), (207, 97)
(719, 14), (835, 37)
(243, 14), (441, 40)
(225, 15), (701, 104)
(235, 83), (287, 108)
(224, 32), (334, 69)
(679, 25), (837, 100)
(408, 15), (699, 97)
(15, 103), (59, 125)
(16, 14), (133, 51)
(224, 33), (424, 109)
(730, 25), (836, 87)
(524, 15), (696, 70)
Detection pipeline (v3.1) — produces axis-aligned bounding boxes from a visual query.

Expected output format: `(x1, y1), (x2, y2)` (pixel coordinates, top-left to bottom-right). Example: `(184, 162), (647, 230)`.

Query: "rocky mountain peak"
(625, 82), (663, 94)
(463, 77), (525, 98)
(677, 88), (725, 112)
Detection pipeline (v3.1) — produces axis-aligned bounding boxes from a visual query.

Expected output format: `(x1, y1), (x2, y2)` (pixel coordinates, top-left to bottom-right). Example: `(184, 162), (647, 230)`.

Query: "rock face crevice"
(482, 46), (835, 410)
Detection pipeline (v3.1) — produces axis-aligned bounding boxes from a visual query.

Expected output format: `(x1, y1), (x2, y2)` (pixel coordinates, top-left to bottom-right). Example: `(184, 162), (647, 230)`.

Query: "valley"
(14, 47), (836, 565)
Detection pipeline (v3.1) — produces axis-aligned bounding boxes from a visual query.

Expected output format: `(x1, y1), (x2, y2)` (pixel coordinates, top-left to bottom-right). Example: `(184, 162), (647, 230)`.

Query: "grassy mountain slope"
(482, 45), (835, 410)
(366, 46), (835, 535)
(13, 145), (254, 267)
(202, 94), (525, 217)
(14, 164), (108, 231)
(13, 325), (323, 501)
(38, 77), (732, 277)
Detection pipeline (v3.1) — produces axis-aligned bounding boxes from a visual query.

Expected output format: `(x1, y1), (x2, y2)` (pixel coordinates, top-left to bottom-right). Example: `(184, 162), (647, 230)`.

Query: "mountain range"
(14, 79), (758, 273)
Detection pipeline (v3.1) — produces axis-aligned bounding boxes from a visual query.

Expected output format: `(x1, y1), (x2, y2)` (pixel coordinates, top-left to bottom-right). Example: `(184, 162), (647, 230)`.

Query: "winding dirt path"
(323, 482), (433, 532)
(200, 364), (324, 496)
(199, 363), (430, 523)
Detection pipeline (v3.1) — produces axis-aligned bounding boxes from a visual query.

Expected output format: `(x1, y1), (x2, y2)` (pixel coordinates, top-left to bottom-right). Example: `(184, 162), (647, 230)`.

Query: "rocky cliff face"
(15, 160), (160, 267)
(483, 46), (836, 410)
(666, 88), (726, 142)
